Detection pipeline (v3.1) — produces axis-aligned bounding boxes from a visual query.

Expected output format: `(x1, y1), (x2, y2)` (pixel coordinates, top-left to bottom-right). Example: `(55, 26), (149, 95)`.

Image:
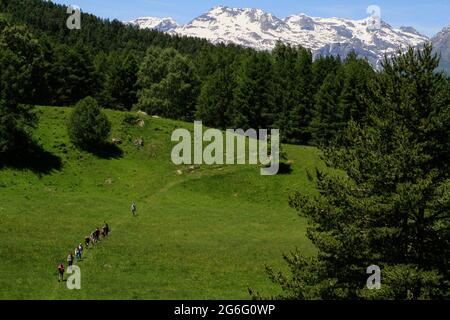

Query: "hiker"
(91, 230), (97, 244)
(90, 232), (97, 244)
(75, 246), (81, 261)
(78, 243), (83, 256)
(84, 236), (90, 249)
(131, 202), (137, 216)
(95, 227), (101, 241)
(57, 262), (65, 282)
(75, 247), (80, 262)
(103, 221), (109, 236)
(67, 253), (73, 269)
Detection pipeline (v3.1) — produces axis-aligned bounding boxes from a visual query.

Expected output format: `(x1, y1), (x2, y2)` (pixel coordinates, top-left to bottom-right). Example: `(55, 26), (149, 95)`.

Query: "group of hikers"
(84, 223), (110, 249)
(57, 221), (110, 282)
(57, 202), (138, 282)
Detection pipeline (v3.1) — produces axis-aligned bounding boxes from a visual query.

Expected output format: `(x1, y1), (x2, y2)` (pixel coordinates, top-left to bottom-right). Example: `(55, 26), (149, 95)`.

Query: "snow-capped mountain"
(129, 5), (429, 68)
(399, 26), (425, 37)
(431, 26), (450, 73)
(128, 17), (178, 32)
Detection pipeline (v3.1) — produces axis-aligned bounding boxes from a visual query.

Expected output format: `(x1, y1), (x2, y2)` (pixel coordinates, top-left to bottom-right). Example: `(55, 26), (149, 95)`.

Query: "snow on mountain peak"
(128, 17), (178, 32)
(399, 26), (425, 37)
(128, 6), (429, 68)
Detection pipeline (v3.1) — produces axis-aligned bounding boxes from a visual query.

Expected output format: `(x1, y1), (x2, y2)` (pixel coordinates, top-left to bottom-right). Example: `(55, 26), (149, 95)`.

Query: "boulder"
(112, 138), (122, 145)
(134, 138), (144, 147)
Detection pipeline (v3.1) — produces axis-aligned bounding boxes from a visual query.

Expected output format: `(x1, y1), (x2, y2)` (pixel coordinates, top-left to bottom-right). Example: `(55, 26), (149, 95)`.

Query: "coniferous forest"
(1, 0), (383, 148)
(0, 0), (449, 301)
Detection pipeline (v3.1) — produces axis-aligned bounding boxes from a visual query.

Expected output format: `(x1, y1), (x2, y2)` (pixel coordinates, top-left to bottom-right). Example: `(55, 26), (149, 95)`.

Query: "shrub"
(68, 97), (111, 150)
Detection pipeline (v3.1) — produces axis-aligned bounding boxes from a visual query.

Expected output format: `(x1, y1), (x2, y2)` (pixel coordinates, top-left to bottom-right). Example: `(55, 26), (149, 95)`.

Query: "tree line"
(252, 46), (450, 300)
(1, 0), (377, 149)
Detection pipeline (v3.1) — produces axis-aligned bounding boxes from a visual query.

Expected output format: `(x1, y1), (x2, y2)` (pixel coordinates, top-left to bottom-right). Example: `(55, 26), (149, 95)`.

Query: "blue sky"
(53, 0), (449, 37)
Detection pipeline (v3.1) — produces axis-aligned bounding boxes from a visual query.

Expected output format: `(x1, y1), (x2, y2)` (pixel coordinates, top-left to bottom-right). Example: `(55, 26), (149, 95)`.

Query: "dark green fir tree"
(256, 44), (450, 300)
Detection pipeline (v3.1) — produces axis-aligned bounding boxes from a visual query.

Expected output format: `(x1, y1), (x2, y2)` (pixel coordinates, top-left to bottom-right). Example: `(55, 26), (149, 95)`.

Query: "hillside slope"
(0, 107), (320, 299)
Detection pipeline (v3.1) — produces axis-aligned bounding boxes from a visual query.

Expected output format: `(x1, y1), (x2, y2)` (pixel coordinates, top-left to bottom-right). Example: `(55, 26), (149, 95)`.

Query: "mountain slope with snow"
(128, 17), (178, 32)
(431, 26), (450, 74)
(129, 6), (429, 68)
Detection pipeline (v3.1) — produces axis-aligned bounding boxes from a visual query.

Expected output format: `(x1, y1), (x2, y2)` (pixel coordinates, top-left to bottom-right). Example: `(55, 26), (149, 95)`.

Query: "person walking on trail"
(91, 231), (97, 244)
(75, 246), (81, 262)
(95, 227), (101, 241)
(57, 262), (65, 282)
(103, 221), (109, 237)
(75, 246), (80, 262)
(91, 230), (98, 244)
(78, 243), (83, 257)
(67, 253), (73, 269)
(84, 235), (90, 249)
(131, 202), (137, 216)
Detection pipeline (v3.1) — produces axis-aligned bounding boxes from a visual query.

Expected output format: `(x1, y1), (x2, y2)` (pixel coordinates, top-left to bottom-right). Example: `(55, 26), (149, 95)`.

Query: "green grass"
(0, 106), (323, 299)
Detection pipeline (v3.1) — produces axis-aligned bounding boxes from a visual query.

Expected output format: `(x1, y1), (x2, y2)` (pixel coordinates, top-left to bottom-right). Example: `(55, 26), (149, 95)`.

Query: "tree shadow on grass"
(85, 142), (123, 160)
(277, 162), (293, 175)
(261, 162), (293, 175)
(0, 140), (62, 175)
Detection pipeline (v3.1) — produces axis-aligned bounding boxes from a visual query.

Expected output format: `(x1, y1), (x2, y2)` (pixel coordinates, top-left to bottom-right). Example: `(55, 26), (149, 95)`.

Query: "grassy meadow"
(0, 106), (322, 299)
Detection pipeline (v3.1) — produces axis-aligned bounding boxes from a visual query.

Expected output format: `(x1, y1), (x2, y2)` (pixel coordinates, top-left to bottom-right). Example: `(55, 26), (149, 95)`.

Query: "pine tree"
(286, 47), (314, 144)
(103, 52), (138, 110)
(196, 64), (235, 129)
(338, 52), (375, 124)
(309, 53), (374, 147)
(136, 47), (199, 120)
(261, 44), (450, 300)
(272, 43), (315, 144)
(310, 69), (345, 146)
(32, 34), (58, 106)
(272, 43), (302, 142)
(68, 97), (111, 150)
(0, 17), (38, 154)
(311, 55), (342, 90)
(52, 43), (99, 105)
(232, 51), (276, 129)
